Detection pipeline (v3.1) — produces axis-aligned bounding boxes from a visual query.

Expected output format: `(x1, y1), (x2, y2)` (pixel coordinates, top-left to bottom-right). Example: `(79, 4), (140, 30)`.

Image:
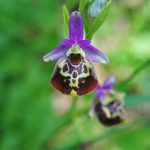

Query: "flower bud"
(88, 0), (108, 17)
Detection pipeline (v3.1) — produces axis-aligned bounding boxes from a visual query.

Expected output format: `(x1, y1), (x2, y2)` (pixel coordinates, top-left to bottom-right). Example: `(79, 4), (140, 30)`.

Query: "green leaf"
(63, 5), (70, 36)
(86, 0), (111, 40)
(79, 0), (89, 35)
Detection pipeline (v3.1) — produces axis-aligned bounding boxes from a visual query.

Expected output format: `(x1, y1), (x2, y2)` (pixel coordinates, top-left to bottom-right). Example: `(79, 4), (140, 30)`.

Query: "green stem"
(68, 96), (78, 114)
(49, 96), (78, 140)
(116, 59), (150, 91)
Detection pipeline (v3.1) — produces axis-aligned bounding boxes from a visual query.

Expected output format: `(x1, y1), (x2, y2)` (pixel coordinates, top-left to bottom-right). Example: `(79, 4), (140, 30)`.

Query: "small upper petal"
(83, 45), (109, 64)
(69, 11), (84, 41)
(43, 44), (69, 62)
(78, 40), (91, 48)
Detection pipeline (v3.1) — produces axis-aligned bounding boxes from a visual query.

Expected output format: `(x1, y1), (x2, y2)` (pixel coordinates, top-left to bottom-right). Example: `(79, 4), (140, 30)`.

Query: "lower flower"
(89, 76), (127, 126)
(94, 98), (126, 126)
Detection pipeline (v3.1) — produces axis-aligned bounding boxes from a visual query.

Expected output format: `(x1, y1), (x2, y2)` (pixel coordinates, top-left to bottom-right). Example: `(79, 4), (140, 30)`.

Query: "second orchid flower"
(89, 76), (126, 126)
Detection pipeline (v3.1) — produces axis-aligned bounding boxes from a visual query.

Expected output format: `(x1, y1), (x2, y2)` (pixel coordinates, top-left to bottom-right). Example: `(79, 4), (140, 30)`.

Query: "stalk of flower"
(43, 11), (109, 96)
(89, 76), (127, 126)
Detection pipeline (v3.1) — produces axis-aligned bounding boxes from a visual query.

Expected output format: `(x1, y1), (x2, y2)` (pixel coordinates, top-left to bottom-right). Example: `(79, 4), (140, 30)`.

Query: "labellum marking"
(51, 44), (98, 95)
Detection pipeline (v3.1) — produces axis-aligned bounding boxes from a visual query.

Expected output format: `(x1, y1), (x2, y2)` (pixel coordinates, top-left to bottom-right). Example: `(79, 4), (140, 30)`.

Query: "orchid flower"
(89, 76), (126, 126)
(43, 11), (109, 96)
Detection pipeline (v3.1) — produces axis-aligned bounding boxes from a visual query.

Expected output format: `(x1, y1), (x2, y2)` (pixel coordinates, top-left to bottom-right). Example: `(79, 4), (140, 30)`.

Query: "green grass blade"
(116, 59), (150, 91)
(63, 5), (70, 36)
(79, 0), (89, 35)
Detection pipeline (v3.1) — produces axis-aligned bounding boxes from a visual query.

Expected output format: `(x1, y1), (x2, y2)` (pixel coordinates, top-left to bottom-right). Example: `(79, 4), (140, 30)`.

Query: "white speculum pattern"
(58, 58), (92, 88)
(58, 44), (93, 88)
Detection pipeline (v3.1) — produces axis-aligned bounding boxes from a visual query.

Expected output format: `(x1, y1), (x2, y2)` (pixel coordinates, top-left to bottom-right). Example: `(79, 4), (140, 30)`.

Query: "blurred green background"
(0, 0), (150, 150)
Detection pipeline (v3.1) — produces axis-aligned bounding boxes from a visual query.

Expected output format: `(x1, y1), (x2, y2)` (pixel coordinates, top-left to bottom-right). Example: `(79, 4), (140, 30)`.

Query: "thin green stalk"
(116, 59), (150, 91)
(49, 96), (78, 140)
(68, 96), (78, 114)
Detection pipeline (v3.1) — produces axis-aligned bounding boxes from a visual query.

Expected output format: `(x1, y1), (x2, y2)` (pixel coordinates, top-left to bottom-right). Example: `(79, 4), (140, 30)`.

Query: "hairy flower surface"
(43, 11), (109, 96)
(89, 76), (126, 126)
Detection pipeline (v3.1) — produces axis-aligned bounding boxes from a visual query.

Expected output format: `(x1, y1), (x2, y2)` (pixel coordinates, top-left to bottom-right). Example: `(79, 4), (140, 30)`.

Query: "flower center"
(69, 54), (83, 65)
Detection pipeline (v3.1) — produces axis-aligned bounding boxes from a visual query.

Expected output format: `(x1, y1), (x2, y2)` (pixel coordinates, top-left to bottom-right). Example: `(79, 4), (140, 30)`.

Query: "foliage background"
(0, 0), (150, 150)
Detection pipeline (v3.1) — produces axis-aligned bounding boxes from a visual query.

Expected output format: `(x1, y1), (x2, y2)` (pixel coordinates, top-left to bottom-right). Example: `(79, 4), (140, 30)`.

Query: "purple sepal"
(69, 11), (83, 41)
(95, 76), (116, 101)
(83, 45), (109, 64)
(43, 44), (69, 62)
(103, 76), (116, 90)
(97, 90), (106, 101)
